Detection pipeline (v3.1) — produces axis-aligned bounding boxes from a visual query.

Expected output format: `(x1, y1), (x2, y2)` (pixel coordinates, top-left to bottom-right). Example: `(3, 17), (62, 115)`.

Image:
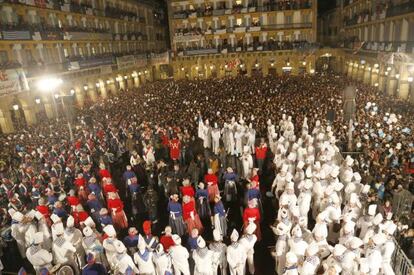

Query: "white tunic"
(26, 246), (53, 271)
(153, 252), (172, 275)
(227, 242), (246, 275)
(193, 248), (215, 275)
(169, 244), (190, 275)
(134, 249), (156, 274)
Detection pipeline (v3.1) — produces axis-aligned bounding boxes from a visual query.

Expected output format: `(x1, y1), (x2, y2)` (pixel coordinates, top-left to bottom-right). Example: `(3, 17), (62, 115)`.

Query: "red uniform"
(67, 196), (80, 207)
(103, 184), (118, 195)
(169, 138), (181, 160)
(99, 169), (112, 179)
(75, 177), (86, 188)
(36, 205), (50, 220)
(181, 186), (195, 198)
(160, 235), (175, 252)
(74, 210), (89, 226)
(182, 200), (203, 234)
(204, 173), (219, 202)
(243, 207), (261, 240)
(107, 198), (128, 229)
(255, 146), (268, 160)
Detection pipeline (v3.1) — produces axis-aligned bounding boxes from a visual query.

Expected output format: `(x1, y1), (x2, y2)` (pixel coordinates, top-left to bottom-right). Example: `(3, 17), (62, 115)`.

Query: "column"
(42, 100), (55, 119)
(13, 44), (23, 65)
(363, 68), (371, 84)
(86, 43), (91, 56)
(22, 105), (37, 125)
(378, 72), (386, 93)
(28, 10), (38, 24)
(88, 88), (98, 102)
(66, 15), (73, 26)
(371, 69), (379, 86)
(72, 43), (78, 56)
(228, 0), (233, 9)
(398, 66), (410, 100)
(0, 110), (15, 133)
(36, 44), (45, 63)
(75, 90), (85, 108)
(387, 69), (397, 96)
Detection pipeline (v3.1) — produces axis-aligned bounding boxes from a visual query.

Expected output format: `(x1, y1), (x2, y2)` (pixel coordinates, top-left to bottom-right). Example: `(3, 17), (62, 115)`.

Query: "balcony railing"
(176, 41), (318, 56)
(262, 23), (312, 30)
(172, 1), (312, 19)
(386, 2), (414, 18)
(341, 40), (414, 54)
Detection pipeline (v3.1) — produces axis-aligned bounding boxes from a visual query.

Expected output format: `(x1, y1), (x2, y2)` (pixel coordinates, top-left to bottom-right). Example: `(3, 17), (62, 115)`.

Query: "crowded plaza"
(0, 71), (413, 274)
(0, 0), (414, 274)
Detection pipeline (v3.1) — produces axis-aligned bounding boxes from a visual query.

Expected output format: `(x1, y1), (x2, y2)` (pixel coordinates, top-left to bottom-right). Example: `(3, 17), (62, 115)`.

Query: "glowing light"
(96, 83), (100, 88)
(70, 89), (75, 95)
(37, 77), (63, 92)
(408, 76), (413, 83)
(83, 85), (89, 90)
(35, 98), (41, 104)
(12, 104), (19, 111)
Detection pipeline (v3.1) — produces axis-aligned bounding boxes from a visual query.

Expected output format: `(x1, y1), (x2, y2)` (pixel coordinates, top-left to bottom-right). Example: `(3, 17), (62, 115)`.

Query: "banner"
(0, 68), (29, 97)
(135, 54), (148, 67)
(40, 31), (63, 40)
(100, 65), (113, 74)
(173, 35), (203, 43)
(64, 32), (113, 41)
(150, 52), (170, 65)
(1, 31), (31, 40)
(68, 56), (114, 70)
(116, 55), (136, 69)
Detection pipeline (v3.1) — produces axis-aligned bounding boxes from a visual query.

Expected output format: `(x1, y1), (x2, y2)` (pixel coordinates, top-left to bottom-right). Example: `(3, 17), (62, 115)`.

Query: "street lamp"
(35, 98), (41, 104)
(395, 74), (400, 79)
(70, 89), (75, 95)
(12, 104), (19, 111)
(83, 85), (89, 91)
(96, 82), (100, 88)
(408, 76), (413, 83)
(302, 61), (306, 66)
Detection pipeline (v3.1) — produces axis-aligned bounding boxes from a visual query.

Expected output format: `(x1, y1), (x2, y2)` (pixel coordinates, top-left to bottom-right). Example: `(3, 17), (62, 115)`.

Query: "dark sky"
(318, 0), (338, 14)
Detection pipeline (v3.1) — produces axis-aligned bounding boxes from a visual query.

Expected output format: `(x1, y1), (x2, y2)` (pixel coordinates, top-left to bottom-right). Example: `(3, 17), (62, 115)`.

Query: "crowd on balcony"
(173, 0), (312, 19)
(341, 36), (414, 54)
(176, 40), (317, 55)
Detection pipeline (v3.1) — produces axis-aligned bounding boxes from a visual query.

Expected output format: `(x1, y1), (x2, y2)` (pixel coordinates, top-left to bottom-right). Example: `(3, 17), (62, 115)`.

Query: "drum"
(50, 263), (76, 275)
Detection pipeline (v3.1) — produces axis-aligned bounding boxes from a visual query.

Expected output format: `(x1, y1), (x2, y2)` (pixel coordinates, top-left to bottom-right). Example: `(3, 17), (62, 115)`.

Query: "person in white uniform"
(169, 235), (190, 275)
(239, 223), (257, 275)
(227, 229), (246, 275)
(26, 232), (53, 273)
(209, 229), (227, 275)
(134, 234), (156, 275)
(193, 236), (215, 275)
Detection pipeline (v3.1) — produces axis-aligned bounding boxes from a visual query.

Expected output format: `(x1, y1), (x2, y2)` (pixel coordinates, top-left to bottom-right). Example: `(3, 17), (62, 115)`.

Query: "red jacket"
(36, 205), (50, 220)
(99, 169), (112, 179)
(255, 146), (268, 160)
(160, 235), (175, 252)
(243, 207), (261, 224)
(67, 196), (80, 207)
(103, 184), (118, 195)
(75, 178), (86, 188)
(181, 186), (195, 198)
(169, 139), (181, 160)
(182, 200), (196, 220)
(204, 174), (218, 186)
(107, 198), (124, 213)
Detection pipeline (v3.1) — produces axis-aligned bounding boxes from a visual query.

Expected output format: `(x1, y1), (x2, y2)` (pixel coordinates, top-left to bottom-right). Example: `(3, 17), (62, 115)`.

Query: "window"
(302, 13), (310, 23)
(236, 0), (242, 4)
(285, 15), (292, 25)
(236, 18), (243, 26)
(0, 51), (8, 64)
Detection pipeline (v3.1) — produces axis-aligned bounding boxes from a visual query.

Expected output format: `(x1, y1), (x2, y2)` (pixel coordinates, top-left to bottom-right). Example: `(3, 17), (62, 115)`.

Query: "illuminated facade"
(337, 0), (414, 103)
(167, 0), (318, 78)
(0, 0), (169, 132)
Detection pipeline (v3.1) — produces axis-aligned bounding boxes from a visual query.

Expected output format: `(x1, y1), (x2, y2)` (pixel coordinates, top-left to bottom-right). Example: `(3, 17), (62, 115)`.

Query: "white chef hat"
(103, 225), (116, 237)
(197, 236), (206, 248)
(373, 213), (383, 225)
(50, 214), (61, 224)
(114, 240), (126, 254)
(213, 229), (222, 242)
(246, 223), (257, 235)
(83, 226), (93, 237)
(33, 232), (44, 245)
(368, 204), (377, 216)
(350, 237), (363, 249)
(172, 234), (181, 245)
(54, 223), (64, 236)
(138, 234), (146, 250)
(286, 252), (298, 265)
(230, 229), (239, 242)
(333, 244), (347, 256)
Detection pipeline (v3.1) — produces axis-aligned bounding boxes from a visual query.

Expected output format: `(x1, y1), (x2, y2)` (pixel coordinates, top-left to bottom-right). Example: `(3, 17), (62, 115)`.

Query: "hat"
(172, 234), (181, 245)
(344, 221), (355, 233)
(345, 156), (354, 166)
(114, 240), (126, 253)
(372, 233), (386, 245)
(353, 172), (362, 182)
(83, 217), (95, 228)
(275, 222), (290, 235)
(83, 226), (93, 237)
(35, 211), (44, 221)
(138, 234), (146, 250)
(54, 223), (64, 235)
(350, 237), (363, 249)
(373, 213), (383, 225)
(12, 211), (24, 222)
(245, 223), (257, 235)
(313, 224), (328, 239)
(384, 223), (397, 235)
(50, 214), (61, 224)
(297, 161), (305, 169)
(368, 205), (377, 216)
(33, 232), (43, 245)
(333, 244), (347, 256)
(103, 225), (116, 237)
(66, 215), (75, 228)
(197, 236), (206, 248)
(361, 184), (371, 194)
(143, 221), (152, 235)
(306, 243), (319, 256)
(286, 252), (298, 265)
(230, 229), (239, 242)
(213, 229), (222, 242)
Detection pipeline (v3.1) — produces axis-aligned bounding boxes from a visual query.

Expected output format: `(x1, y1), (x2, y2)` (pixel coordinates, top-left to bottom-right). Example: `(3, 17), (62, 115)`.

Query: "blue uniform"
(214, 201), (226, 217)
(196, 189), (208, 199)
(167, 201), (183, 218)
(247, 188), (261, 201)
(99, 215), (113, 226)
(88, 183), (102, 197)
(82, 263), (108, 275)
(123, 235), (139, 248)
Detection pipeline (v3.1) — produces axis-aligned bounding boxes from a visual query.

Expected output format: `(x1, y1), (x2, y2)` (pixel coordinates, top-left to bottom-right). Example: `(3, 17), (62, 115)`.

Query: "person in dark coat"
(82, 253), (108, 275)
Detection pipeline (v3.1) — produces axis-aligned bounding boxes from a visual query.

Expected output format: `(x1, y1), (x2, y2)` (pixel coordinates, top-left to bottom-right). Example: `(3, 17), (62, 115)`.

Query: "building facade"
(337, 0), (414, 104)
(0, 0), (169, 133)
(167, 0), (318, 78)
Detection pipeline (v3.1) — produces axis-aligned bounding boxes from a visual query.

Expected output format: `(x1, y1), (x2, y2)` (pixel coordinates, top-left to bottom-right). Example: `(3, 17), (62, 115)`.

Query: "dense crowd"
(0, 73), (413, 275)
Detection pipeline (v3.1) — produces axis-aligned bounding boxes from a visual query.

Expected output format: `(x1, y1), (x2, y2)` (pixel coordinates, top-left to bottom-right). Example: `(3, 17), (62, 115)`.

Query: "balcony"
(262, 22), (312, 30)
(176, 40), (318, 56)
(172, 1), (313, 20)
(341, 39), (414, 54)
(234, 26), (247, 33)
(386, 2), (414, 18)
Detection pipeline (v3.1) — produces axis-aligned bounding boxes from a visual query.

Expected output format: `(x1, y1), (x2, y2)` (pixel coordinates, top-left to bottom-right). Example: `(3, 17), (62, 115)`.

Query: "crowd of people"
(0, 73), (413, 275)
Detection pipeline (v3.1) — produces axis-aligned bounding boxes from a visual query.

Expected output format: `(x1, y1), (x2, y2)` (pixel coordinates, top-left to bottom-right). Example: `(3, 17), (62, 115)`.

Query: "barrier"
(392, 238), (413, 275)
